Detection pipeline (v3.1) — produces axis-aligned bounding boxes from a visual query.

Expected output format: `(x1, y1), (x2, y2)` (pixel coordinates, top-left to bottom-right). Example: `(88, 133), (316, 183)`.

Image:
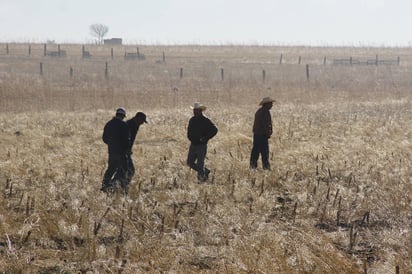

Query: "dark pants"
(112, 153), (135, 193)
(125, 153), (135, 185)
(250, 134), (270, 170)
(101, 153), (128, 191)
(187, 144), (210, 179)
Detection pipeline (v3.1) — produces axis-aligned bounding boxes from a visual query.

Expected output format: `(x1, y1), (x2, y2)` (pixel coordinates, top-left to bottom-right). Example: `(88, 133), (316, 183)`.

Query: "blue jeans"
(187, 144), (209, 178)
(250, 134), (270, 170)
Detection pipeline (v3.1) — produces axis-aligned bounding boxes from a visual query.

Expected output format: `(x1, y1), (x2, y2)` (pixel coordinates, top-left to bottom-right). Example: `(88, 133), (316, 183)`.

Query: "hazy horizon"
(1, 0), (411, 47)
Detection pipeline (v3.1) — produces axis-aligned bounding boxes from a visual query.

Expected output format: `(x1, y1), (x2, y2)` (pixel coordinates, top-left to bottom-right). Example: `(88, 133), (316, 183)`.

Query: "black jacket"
(187, 115), (218, 145)
(126, 119), (140, 150)
(102, 117), (130, 155)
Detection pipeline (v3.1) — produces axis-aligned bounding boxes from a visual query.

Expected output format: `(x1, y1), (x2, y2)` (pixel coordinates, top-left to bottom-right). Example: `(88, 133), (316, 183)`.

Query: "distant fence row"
(1, 43), (147, 61)
(0, 43), (401, 66)
(333, 55), (400, 66)
(19, 61), (381, 82)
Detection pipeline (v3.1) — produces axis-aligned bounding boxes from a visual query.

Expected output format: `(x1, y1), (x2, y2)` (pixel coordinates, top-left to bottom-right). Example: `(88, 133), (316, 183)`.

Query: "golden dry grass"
(0, 44), (411, 273)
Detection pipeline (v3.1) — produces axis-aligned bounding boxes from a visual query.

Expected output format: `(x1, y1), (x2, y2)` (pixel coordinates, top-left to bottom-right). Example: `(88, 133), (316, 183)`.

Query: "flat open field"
(0, 44), (411, 273)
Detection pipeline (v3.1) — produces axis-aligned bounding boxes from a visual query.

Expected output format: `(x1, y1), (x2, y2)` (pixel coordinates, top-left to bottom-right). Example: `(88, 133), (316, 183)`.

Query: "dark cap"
(116, 107), (126, 117)
(136, 112), (148, 123)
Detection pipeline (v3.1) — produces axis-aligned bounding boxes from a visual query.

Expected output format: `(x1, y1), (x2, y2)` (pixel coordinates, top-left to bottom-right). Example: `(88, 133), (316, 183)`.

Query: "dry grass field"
(0, 43), (411, 273)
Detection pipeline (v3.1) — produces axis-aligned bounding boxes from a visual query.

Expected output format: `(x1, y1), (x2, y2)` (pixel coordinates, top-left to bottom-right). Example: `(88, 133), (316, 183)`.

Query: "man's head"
(191, 102), (206, 116)
(134, 112), (148, 125)
(259, 97), (275, 109)
(115, 107), (126, 120)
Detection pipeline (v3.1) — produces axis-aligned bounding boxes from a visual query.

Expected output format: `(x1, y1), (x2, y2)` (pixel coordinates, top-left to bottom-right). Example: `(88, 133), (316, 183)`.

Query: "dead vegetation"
(0, 44), (411, 273)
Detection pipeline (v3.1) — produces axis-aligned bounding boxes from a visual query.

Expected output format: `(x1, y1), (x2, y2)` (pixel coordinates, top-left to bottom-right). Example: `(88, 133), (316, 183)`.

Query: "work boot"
(197, 174), (207, 183)
(205, 168), (210, 179)
(100, 184), (114, 193)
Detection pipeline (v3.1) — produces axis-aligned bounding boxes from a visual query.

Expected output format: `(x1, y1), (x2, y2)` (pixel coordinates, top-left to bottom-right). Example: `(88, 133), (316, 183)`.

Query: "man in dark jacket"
(250, 97), (275, 170)
(124, 111), (147, 188)
(101, 107), (130, 193)
(187, 102), (218, 182)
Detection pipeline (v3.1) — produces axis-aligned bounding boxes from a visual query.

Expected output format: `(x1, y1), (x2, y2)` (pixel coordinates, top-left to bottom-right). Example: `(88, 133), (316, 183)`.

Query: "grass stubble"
(0, 44), (411, 273)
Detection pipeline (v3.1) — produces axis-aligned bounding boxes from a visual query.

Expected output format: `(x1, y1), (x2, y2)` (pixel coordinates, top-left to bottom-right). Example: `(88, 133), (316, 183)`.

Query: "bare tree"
(89, 24), (109, 44)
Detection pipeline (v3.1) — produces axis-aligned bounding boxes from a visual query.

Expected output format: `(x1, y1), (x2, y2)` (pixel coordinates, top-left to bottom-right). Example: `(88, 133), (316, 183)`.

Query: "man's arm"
(102, 123), (109, 144)
(205, 119), (218, 141)
(264, 111), (272, 137)
(187, 118), (194, 142)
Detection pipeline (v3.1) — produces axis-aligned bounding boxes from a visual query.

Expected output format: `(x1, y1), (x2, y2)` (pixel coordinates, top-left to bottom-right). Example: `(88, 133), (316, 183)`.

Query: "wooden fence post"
(28, 45), (31, 56)
(105, 62), (108, 79)
(111, 48), (114, 60)
(44, 44), (47, 56)
(58, 44), (61, 57)
(375, 54), (378, 66)
(82, 45), (85, 59)
(163, 51), (166, 62)
(40, 62), (43, 75)
(6, 43), (9, 55)
(136, 47), (140, 58)
(180, 68), (183, 79)
(306, 64), (310, 81)
(221, 68), (224, 81)
(279, 53), (283, 64)
(350, 57), (353, 65)
(70, 66), (73, 78)
(262, 69), (266, 82)
(298, 56), (301, 64)
(323, 56), (326, 65)
(397, 56), (400, 65)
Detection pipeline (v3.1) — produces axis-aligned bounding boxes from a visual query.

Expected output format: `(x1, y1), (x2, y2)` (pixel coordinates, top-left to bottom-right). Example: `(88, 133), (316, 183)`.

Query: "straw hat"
(191, 102), (207, 110)
(259, 97), (275, 105)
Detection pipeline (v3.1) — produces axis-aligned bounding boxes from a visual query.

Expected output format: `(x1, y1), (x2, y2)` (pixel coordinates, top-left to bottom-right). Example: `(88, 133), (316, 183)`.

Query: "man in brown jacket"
(250, 97), (275, 170)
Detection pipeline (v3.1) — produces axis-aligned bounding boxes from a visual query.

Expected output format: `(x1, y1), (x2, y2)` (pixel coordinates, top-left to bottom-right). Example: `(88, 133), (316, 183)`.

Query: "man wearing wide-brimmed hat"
(250, 97), (275, 170)
(187, 102), (218, 182)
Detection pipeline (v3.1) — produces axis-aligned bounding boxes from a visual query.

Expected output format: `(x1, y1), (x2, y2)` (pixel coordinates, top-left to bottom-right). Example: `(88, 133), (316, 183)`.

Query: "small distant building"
(104, 38), (123, 45)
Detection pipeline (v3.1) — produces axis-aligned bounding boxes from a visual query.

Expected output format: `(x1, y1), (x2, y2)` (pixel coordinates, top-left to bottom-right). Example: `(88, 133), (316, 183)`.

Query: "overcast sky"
(0, 0), (411, 46)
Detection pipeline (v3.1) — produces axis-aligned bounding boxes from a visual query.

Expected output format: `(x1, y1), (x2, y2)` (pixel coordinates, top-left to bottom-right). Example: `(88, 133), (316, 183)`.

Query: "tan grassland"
(0, 43), (411, 273)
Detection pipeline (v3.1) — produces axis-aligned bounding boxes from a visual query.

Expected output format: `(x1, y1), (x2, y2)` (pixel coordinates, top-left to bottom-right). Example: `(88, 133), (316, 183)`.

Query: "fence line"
(17, 59), (407, 83)
(1, 44), (407, 84)
(333, 56), (400, 66)
(0, 43), (402, 66)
